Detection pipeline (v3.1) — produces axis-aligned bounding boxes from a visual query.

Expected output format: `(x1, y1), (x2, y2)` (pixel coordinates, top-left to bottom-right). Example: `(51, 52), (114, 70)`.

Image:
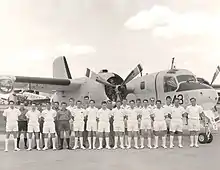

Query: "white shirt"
(112, 107), (125, 123)
(163, 104), (173, 116)
(41, 109), (57, 123)
(134, 106), (143, 116)
(121, 105), (130, 110)
(186, 105), (203, 120)
(86, 107), (98, 122)
(72, 108), (86, 122)
(3, 108), (21, 124)
(67, 105), (76, 114)
(97, 108), (111, 123)
(125, 108), (138, 122)
(141, 107), (152, 120)
(152, 108), (166, 121)
(171, 106), (185, 120)
(147, 105), (156, 115)
(26, 110), (41, 124)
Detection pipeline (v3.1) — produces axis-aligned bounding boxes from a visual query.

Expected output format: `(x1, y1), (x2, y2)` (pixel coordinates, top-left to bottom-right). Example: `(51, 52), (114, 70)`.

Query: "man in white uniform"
(26, 103), (41, 151)
(72, 100), (87, 150)
(163, 96), (173, 134)
(41, 102), (57, 150)
(121, 99), (130, 148)
(152, 100), (167, 149)
(125, 100), (141, 149)
(97, 101), (111, 150)
(112, 101), (125, 149)
(86, 100), (98, 149)
(140, 99), (153, 149)
(170, 98), (185, 148)
(186, 98), (204, 148)
(67, 98), (76, 138)
(3, 101), (21, 152)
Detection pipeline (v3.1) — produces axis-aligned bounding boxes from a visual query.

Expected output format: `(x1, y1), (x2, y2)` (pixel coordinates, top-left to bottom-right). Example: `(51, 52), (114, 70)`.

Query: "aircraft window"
(140, 81), (145, 90)
(177, 75), (196, 83)
(164, 76), (178, 92)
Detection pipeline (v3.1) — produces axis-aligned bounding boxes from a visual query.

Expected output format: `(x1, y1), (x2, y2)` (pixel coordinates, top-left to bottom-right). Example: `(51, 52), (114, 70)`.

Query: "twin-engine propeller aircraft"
(0, 56), (219, 110)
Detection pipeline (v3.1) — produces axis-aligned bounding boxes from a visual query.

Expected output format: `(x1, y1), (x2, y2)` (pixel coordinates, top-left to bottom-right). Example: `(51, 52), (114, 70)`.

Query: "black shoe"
(67, 146), (72, 150)
(58, 147), (63, 150)
(24, 146), (28, 149)
(33, 146), (37, 149)
(49, 146), (53, 149)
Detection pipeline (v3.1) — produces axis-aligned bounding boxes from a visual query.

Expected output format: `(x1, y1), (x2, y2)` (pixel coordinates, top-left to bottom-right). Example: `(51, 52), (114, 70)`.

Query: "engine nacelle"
(0, 76), (15, 94)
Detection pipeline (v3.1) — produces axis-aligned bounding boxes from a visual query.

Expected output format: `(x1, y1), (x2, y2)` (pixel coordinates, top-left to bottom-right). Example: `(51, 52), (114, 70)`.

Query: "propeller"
(86, 64), (143, 101)
(210, 66), (220, 85)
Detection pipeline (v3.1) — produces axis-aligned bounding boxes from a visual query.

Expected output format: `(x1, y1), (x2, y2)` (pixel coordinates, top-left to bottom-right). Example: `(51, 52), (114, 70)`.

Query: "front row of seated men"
(2, 96), (204, 152)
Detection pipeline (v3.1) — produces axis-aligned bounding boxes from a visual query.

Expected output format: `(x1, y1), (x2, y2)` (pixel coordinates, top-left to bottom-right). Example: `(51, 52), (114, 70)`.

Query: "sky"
(0, 0), (220, 84)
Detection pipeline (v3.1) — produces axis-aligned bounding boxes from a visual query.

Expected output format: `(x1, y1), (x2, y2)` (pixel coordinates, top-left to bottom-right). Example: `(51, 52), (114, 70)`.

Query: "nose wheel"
(198, 132), (213, 144)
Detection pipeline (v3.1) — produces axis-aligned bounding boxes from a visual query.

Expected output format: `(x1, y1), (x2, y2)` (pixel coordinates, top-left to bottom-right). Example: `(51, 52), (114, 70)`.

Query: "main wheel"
(198, 133), (208, 144)
(206, 133), (213, 144)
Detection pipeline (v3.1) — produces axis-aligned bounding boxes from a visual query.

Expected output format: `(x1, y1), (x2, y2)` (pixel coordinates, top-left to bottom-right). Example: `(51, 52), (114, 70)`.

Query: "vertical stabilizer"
(53, 56), (72, 79)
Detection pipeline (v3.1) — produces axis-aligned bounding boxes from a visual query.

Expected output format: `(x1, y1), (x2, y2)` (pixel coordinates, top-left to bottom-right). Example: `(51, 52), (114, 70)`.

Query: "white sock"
(52, 138), (56, 148)
(44, 138), (48, 148)
(120, 136), (124, 147)
(106, 137), (109, 148)
(155, 136), (158, 147)
(134, 137), (138, 147)
(147, 138), (151, 147)
(178, 136), (182, 145)
(80, 137), (84, 147)
(190, 136), (194, 145)
(195, 135), (198, 145)
(93, 137), (96, 148)
(141, 137), (144, 147)
(5, 139), (8, 151)
(14, 138), (17, 149)
(128, 137), (131, 147)
(74, 137), (78, 148)
(88, 137), (91, 148)
(99, 138), (103, 148)
(28, 139), (32, 149)
(114, 136), (118, 147)
(162, 136), (166, 146)
(170, 136), (174, 146)
(36, 139), (40, 149)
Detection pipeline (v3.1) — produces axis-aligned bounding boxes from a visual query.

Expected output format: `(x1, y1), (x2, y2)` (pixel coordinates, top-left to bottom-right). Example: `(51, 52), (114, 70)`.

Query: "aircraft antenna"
(171, 57), (175, 69)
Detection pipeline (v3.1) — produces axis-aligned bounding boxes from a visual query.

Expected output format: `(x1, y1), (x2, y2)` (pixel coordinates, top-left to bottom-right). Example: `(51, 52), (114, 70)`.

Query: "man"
(83, 96), (90, 147)
(125, 100), (141, 149)
(107, 100), (114, 147)
(121, 98), (130, 147)
(148, 97), (156, 112)
(26, 103), (41, 151)
(67, 98), (76, 147)
(140, 99), (153, 149)
(97, 101), (112, 150)
(112, 101), (125, 149)
(3, 101), (21, 152)
(86, 100), (98, 149)
(163, 96), (173, 134)
(186, 98), (204, 148)
(41, 102), (57, 150)
(72, 100), (87, 150)
(135, 98), (143, 146)
(170, 98), (185, 148)
(83, 96), (90, 109)
(53, 102), (60, 148)
(121, 99), (130, 109)
(17, 102), (28, 149)
(56, 102), (72, 150)
(152, 100), (167, 149)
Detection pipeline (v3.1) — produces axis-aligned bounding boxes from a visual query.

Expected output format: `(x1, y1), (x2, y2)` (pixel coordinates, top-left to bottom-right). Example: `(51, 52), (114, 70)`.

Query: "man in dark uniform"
(82, 96), (89, 148)
(56, 102), (72, 150)
(17, 102), (28, 149)
(107, 100), (114, 147)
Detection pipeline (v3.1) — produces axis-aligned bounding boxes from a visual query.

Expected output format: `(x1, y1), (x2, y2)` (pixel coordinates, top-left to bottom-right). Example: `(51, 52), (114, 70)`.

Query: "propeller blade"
(121, 64), (143, 86)
(86, 68), (116, 87)
(211, 66), (220, 85)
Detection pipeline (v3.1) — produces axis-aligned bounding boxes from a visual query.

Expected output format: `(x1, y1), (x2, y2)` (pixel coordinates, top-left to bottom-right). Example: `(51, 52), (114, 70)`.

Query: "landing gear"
(198, 131), (213, 144)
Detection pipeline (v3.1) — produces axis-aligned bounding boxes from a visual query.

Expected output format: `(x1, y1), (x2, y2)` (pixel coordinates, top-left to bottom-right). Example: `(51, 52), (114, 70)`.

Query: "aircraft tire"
(198, 133), (208, 144)
(206, 133), (213, 144)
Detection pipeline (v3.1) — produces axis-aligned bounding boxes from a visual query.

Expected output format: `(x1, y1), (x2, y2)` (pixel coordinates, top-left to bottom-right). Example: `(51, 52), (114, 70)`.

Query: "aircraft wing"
(12, 76), (85, 93)
(212, 84), (220, 90)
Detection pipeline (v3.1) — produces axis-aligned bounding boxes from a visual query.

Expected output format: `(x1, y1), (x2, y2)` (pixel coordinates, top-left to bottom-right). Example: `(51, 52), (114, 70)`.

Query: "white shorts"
(140, 119), (152, 130)
(170, 120), (183, 132)
(98, 122), (110, 133)
(6, 123), (18, 132)
(188, 119), (200, 131)
(113, 121), (124, 132)
(28, 124), (40, 133)
(73, 121), (84, 132)
(43, 123), (55, 134)
(153, 121), (167, 131)
(127, 121), (139, 132)
(87, 121), (97, 131)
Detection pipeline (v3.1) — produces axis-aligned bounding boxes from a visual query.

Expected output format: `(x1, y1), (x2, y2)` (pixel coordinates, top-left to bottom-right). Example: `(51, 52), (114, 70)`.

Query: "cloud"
(56, 44), (96, 56)
(124, 5), (220, 38)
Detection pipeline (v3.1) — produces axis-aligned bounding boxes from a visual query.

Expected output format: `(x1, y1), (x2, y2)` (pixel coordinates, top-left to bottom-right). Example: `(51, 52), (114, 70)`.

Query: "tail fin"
(53, 56), (72, 79)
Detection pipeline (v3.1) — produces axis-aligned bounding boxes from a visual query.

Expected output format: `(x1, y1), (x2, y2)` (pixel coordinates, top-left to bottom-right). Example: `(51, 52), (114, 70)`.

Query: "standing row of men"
(2, 95), (204, 152)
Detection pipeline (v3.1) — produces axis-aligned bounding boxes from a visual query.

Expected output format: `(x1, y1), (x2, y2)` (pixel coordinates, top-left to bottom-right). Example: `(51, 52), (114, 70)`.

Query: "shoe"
(170, 144), (174, 149)
(14, 148), (20, 151)
(178, 144), (183, 148)
(106, 146), (111, 150)
(127, 145), (131, 149)
(58, 147), (63, 150)
(88, 146), (92, 150)
(97, 146), (102, 150)
(147, 145), (152, 149)
(49, 146), (53, 149)
(162, 145), (167, 149)
(134, 146), (139, 149)
(120, 145), (125, 149)
(27, 148), (32, 151)
(72, 146), (78, 150)
(190, 144), (194, 148)
(37, 147), (41, 151)
(43, 147), (48, 151)
(24, 146), (28, 149)
(81, 146), (86, 150)
(53, 147), (56, 151)
(195, 144), (199, 148)
(113, 146), (117, 150)
(154, 145), (158, 149)
(67, 146), (72, 150)
(33, 146), (37, 149)
(4, 149), (8, 152)
(140, 145), (145, 149)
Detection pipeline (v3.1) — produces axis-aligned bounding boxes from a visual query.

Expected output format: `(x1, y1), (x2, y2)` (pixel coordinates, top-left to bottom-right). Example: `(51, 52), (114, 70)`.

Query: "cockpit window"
(177, 75), (196, 83)
(164, 76), (178, 92)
